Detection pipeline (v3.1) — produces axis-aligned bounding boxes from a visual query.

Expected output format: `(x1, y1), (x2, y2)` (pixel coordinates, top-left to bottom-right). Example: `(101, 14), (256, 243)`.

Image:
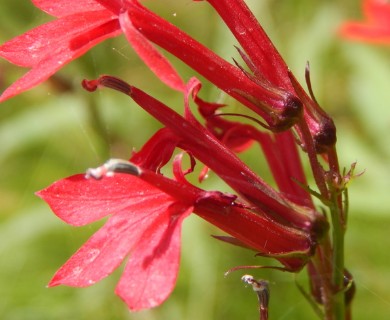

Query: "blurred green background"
(1, 0), (389, 319)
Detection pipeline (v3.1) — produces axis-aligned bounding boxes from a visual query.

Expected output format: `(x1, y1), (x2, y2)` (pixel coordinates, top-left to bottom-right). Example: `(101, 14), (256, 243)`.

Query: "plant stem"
(328, 146), (348, 320)
(297, 120), (348, 319)
(330, 191), (346, 320)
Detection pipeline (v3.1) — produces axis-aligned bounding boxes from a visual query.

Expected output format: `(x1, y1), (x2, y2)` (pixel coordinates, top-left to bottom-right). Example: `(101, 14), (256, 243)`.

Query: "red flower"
(38, 174), (192, 311)
(126, 0), (336, 151)
(4, 0), (334, 312)
(339, 0), (390, 44)
(37, 77), (324, 310)
(0, 0), (182, 102)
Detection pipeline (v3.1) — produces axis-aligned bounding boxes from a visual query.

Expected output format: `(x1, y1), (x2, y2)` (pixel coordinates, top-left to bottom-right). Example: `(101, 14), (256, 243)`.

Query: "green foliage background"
(0, 0), (389, 319)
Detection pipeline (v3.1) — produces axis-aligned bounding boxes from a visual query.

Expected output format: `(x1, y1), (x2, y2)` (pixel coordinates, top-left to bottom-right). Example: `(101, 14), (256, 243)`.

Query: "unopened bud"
(235, 88), (303, 132)
(288, 66), (337, 153)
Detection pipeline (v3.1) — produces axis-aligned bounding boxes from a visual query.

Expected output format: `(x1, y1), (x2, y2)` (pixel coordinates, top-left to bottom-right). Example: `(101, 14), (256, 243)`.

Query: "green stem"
(330, 193), (345, 320)
(297, 123), (348, 319)
(328, 146), (348, 319)
(316, 241), (334, 320)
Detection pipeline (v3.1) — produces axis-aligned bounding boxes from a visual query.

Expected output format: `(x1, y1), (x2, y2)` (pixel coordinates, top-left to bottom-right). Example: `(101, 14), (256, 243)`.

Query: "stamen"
(211, 112), (268, 129)
(241, 275), (270, 320)
(86, 159), (141, 179)
(82, 76), (132, 95)
(241, 275), (269, 295)
(99, 76), (132, 95)
(225, 265), (291, 277)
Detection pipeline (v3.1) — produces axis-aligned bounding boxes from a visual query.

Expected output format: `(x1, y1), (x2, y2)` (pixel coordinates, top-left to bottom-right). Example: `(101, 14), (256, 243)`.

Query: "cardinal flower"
(3, 0), (336, 313)
(37, 76), (326, 310)
(339, 0), (390, 44)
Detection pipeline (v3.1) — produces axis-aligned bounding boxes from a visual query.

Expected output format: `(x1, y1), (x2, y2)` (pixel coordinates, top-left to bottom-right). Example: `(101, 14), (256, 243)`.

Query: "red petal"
(119, 10), (185, 91)
(130, 128), (180, 173)
(339, 0), (390, 43)
(32, 0), (106, 17)
(0, 11), (115, 67)
(364, 0), (390, 25)
(115, 203), (192, 310)
(94, 0), (123, 14)
(48, 194), (184, 287)
(203, 0), (292, 90)
(37, 174), (170, 226)
(0, 12), (120, 102)
(339, 23), (390, 43)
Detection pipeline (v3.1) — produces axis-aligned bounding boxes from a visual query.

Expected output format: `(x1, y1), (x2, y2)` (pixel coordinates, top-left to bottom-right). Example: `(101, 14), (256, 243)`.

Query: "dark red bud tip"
(313, 118), (337, 153)
(82, 76), (132, 96)
(82, 79), (99, 92)
(283, 94), (304, 119)
(272, 94), (303, 132)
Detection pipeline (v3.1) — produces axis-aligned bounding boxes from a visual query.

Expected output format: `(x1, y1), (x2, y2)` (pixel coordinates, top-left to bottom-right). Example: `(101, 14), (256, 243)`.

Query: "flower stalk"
(0, 0), (358, 318)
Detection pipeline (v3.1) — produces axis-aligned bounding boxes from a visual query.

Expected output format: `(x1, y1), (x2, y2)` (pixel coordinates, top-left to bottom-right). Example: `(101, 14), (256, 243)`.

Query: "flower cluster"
(1, 0), (348, 316)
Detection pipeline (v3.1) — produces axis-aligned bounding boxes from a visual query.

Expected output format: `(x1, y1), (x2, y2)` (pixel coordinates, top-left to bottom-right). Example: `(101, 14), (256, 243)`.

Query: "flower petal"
(130, 128), (180, 173)
(119, 10), (185, 91)
(339, 23), (390, 43)
(116, 203), (192, 310)
(37, 174), (171, 226)
(203, 0), (291, 90)
(0, 13), (120, 102)
(32, 0), (106, 17)
(0, 11), (115, 67)
(49, 194), (183, 287)
(364, 0), (390, 25)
